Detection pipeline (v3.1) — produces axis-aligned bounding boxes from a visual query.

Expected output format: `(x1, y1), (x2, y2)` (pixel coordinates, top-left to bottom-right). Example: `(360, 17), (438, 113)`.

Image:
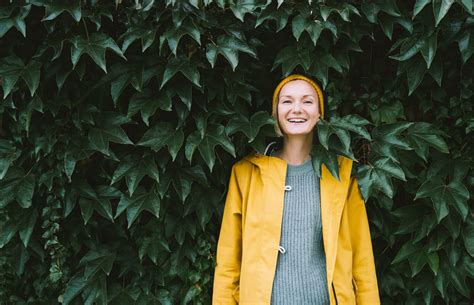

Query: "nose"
(292, 100), (302, 113)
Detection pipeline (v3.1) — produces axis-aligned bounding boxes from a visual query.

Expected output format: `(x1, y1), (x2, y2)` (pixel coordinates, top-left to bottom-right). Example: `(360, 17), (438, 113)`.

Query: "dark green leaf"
(0, 55), (41, 98)
(138, 122), (184, 161)
(432, 0), (455, 27)
(463, 217), (474, 257)
(128, 89), (172, 125)
(206, 35), (257, 71)
(160, 56), (201, 89)
(226, 111), (274, 142)
(159, 18), (201, 55)
(184, 124), (235, 171)
(357, 157), (406, 199)
(116, 186), (160, 228)
(70, 33), (126, 73)
(415, 177), (469, 222)
(41, 1), (81, 22)
(413, 0), (430, 17)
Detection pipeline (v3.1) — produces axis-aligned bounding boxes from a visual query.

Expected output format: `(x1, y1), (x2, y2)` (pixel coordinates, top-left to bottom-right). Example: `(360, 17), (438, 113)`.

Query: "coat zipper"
(332, 282), (338, 305)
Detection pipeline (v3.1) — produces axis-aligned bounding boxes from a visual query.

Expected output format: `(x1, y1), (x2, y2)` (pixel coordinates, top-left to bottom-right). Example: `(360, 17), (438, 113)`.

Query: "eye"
(281, 100), (291, 104)
(304, 100), (313, 104)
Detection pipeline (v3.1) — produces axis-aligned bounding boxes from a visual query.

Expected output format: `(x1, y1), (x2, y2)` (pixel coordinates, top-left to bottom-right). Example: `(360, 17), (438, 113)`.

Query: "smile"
(287, 119), (307, 123)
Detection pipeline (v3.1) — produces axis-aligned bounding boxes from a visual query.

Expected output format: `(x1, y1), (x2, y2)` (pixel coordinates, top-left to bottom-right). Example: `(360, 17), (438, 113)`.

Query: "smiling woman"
(212, 74), (381, 305)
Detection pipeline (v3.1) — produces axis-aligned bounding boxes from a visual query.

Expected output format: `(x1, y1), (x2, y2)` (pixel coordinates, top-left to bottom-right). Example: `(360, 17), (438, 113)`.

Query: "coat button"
(285, 185), (292, 191)
(278, 245), (286, 253)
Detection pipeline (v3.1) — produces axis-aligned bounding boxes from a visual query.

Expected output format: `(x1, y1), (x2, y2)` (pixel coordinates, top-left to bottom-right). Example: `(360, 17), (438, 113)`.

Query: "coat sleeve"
(347, 176), (381, 305)
(212, 164), (242, 305)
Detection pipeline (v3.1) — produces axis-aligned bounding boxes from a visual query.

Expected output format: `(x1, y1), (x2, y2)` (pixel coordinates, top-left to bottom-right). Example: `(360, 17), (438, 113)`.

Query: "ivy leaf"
(442, 258), (470, 297)
(184, 124), (235, 171)
(159, 17), (201, 55)
(115, 186), (160, 228)
(171, 165), (208, 203)
(206, 35), (257, 71)
(406, 122), (449, 161)
(127, 88), (172, 126)
(272, 45), (312, 75)
(255, 4), (291, 32)
(0, 167), (35, 209)
(121, 24), (159, 53)
(427, 252), (440, 275)
(360, 3), (379, 23)
(357, 157), (406, 200)
(171, 81), (193, 110)
(379, 15), (413, 40)
(415, 177), (469, 222)
(0, 207), (37, 248)
(79, 246), (116, 278)
(310, 144), (340, 180)
(413, 0), (430, 17)
(16, 174), (35, 208)
(62, 274), (90, 305)
(463, 217), (474, 257)
(317, 119), (350, 151)
(292, 13), (324, 46)
(0, 5), (30, 38)
(317, 115), (371, 151)
(138, 122), (184, 161)
(228, 0), (259, 21)
(160, 56), (201, 89)
(406, 55), (427, 95)
(19, 95), (44, 136)
(137, 232), (171, 264)
(78, 195), (114, 225)
(459, 0), (473, 13)
(70, 33), (126, 73)
(18, 208), (38, 247)
(456, 28), (474, 64)
(370, 100), (405, 124)
(109, 62), (147, 104)
(0, 55), (41, 98)
(39, 0), (82, 22)
(0, 139), (21, 180)
(88, 127), (133, 157)
(389, 35), (425, 62)
(432, 0), (455, 27)
(193, 187), (219, 230)
(420, 31), (437, 68)
(226, 111), (274, 142)
(371, 122), (413, 161)
(392, 241), (420, 265)
(111, 153), (160, 196)
(72, 181), (112, 222)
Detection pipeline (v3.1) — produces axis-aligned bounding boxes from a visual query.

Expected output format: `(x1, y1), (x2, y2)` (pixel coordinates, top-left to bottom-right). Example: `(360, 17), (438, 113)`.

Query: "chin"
(282, 130), (313, 136)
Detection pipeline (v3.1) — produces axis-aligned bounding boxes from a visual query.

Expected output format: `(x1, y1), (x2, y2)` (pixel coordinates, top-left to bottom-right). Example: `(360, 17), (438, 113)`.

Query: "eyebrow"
(280, 95), (315, 98)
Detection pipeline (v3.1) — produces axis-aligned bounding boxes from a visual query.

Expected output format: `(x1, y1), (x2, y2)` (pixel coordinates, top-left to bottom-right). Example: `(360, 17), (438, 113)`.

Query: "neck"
(275, 133), (313, 165)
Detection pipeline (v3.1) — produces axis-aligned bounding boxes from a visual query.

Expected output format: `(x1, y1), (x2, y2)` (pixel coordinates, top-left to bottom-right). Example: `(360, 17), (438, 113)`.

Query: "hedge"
(0, 1), (473, 304)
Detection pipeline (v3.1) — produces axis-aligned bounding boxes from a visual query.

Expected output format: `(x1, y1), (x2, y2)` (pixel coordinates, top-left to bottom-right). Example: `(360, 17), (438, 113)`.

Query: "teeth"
(288, 119), (307, 123)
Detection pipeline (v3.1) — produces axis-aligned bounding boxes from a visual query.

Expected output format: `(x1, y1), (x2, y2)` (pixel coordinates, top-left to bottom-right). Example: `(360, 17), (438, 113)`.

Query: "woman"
(212, 74), (380, 305)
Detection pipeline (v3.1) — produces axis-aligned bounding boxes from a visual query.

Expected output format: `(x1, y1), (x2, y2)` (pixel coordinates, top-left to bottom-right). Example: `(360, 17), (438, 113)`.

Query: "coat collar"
(243, 140), (353, 283)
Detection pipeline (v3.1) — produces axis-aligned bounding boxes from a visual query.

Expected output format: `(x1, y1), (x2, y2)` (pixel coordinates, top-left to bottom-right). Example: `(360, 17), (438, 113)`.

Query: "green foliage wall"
(0, 0), (473, 304)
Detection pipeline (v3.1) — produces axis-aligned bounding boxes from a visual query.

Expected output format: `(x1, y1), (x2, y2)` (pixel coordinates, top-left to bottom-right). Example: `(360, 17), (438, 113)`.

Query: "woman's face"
(277, 79), (320, 137)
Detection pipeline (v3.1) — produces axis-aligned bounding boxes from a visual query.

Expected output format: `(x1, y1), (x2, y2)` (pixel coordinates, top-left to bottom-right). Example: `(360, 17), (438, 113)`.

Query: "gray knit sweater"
(270, 154), (330, 305)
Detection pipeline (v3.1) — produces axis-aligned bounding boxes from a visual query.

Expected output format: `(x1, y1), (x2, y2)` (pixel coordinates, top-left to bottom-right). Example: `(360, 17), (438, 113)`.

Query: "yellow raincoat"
(212, 146), (380, 304)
